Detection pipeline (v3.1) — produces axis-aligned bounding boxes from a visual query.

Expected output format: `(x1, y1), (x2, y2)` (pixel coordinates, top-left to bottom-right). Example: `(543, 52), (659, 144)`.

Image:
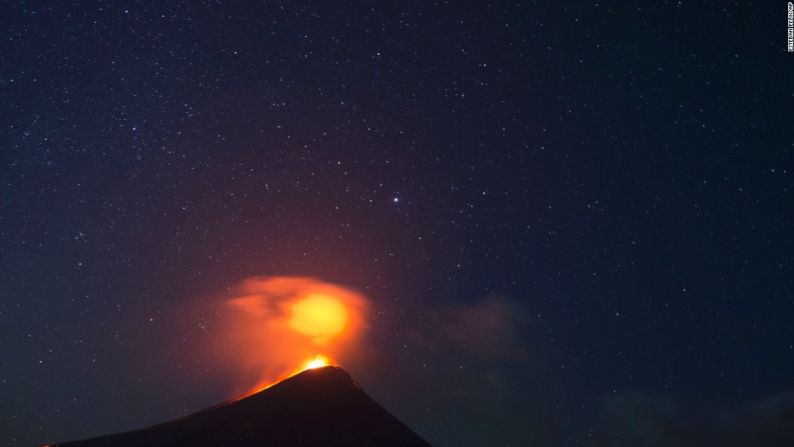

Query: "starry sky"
(1, 1), (793, 446)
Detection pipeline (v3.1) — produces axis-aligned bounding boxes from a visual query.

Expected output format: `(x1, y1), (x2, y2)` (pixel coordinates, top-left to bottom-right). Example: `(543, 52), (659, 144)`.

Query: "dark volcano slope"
(53, 366), (431, 447)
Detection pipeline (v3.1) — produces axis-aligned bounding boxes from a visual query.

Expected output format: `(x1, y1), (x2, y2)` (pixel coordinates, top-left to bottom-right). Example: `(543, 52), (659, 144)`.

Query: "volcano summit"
(51, 366), (430, 447)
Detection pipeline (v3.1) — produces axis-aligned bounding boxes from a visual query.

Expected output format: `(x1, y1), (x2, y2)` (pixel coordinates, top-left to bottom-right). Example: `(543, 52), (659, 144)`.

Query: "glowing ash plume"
(210, 276), (369, 395)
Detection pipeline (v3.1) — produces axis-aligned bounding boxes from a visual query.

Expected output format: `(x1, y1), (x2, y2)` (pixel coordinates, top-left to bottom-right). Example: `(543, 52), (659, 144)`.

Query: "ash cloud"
(205, 276), (370, 394)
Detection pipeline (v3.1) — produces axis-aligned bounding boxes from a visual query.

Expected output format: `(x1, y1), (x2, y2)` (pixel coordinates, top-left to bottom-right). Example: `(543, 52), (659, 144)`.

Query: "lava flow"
(234, 354), (334, 400)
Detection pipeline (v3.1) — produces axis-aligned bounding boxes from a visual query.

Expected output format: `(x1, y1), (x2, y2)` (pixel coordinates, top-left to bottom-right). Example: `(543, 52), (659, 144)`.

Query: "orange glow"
(205, 276), (369, 398)
(289, 295), (348, 344)
(303, 354), (330, 370)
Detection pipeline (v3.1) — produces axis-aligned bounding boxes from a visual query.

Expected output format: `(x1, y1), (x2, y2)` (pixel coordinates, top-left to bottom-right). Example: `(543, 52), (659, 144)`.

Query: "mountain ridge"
(51, 366), (431, 447)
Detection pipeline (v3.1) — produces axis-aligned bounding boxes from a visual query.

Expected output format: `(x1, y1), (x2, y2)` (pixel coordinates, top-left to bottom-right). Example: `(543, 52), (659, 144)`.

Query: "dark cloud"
(438, 296), (534, 360)
(593, 391), (794, 447)
(355, 296), (565, 447)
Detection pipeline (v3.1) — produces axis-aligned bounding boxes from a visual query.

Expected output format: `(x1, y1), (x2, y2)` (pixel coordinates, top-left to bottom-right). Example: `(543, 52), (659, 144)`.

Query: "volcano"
(52, 366), (431, 446)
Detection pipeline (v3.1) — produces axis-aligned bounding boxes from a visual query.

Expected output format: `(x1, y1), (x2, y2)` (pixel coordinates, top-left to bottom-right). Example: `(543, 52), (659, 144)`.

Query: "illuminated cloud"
(211, 276), (369, 395)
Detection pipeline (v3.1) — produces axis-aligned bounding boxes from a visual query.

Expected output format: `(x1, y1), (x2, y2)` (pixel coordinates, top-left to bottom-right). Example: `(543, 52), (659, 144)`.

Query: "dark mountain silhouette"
(51, 366), (431, 447)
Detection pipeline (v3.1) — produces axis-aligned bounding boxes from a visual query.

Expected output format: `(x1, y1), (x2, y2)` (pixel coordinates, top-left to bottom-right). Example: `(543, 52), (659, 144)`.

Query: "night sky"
(2, 1), (793, 446)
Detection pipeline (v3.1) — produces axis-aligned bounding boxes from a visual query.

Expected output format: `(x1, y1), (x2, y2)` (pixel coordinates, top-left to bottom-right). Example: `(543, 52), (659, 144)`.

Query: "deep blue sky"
(1, 1), (792, 446)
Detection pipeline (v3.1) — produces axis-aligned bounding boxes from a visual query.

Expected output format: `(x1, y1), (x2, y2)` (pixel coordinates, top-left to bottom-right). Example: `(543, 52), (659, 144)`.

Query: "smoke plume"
(208, 276), (369, 394)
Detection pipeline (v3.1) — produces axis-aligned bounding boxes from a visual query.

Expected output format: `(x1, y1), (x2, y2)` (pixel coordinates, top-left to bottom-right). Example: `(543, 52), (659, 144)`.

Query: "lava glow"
(208, 276), (369, 397)
(233, 354), (335, 399)
(303, 354), (330, 370)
